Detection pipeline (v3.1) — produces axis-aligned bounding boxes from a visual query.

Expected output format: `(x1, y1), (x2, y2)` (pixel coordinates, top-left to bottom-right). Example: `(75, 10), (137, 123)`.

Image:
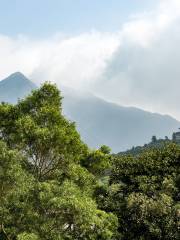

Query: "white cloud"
(1, 0), (180, 119)
(94, 0), (180, 119)
(0, 31), (120, 89)
(120, 0), (180, 47)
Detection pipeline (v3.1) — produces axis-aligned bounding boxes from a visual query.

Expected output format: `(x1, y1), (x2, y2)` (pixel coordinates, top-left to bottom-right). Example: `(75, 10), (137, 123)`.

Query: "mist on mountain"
(1, 72), (179, 152)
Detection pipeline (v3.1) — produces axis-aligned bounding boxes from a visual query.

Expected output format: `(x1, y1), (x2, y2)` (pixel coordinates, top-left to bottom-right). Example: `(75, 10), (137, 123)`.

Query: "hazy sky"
(1, 0), (180, 120)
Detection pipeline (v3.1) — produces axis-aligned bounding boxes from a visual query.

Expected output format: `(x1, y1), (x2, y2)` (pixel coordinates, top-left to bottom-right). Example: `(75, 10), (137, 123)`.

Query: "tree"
(0, 83), (87, 180)
(99, 145), (111, 154)
(101, 144), (180, 239)
(0, 141), (35, 239)
(81, 147), (112, 177)
(151, 135), (157, 143)
(0, 83), (118, 239)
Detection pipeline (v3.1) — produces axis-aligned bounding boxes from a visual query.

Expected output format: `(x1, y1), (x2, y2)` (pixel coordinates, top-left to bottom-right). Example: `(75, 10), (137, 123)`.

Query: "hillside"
(62, 91), (180, 152)
(1, 72), (180, 152)
(118, 136), (172, 156)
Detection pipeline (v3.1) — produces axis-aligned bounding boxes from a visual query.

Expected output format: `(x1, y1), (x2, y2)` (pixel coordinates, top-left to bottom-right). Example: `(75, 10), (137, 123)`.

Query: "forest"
(0, 83), (180, 240)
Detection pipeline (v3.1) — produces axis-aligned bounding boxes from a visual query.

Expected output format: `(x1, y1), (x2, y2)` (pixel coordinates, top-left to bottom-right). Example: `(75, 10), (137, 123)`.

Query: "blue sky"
(0, 0), (156, 37)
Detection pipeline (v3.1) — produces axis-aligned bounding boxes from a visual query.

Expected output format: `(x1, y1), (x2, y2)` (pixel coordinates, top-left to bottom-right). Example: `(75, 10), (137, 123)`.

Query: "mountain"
(1, 72), (180, 152)
(0, 72), (37, 103)
(62, 90), (180, 152)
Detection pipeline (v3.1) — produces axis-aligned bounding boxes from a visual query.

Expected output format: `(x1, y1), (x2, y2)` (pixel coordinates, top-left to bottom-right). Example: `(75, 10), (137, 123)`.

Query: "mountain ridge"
(62, 92), (180, 151)
(1, 72), (180, 152)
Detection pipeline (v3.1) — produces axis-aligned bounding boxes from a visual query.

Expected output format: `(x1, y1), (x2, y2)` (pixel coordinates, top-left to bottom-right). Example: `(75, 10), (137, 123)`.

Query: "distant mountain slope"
(62, 91), (180, 152)
(0, 72), (180, 152)
(0, 72), (37, 103)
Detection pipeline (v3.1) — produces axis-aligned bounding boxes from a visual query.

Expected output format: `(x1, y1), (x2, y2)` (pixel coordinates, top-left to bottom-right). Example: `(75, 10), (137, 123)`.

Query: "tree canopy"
(0, 82), (179, 239)
(97, 144), (180, 239)
(0, 83), (117, 240)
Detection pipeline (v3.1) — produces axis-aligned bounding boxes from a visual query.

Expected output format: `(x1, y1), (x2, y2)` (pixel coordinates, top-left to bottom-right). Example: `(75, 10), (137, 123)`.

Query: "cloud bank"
(95, 0), (180, 119)
(0, 32), (120, 89)
(1, 0), (180, 119)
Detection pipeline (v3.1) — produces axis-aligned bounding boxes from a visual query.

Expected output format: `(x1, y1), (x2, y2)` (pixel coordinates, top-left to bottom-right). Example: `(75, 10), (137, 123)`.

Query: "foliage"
(81, 147), (112, 177)
(0, 83), (117, 240)
(1, 82), (180, 239)
(98, 144), (180, 239)
(119, 136), (171, 156)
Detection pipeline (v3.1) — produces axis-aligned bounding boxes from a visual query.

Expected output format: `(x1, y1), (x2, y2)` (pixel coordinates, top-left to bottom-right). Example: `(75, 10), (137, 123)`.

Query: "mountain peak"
(1, 72), (33, 84)
(9, 71), (26, 78)
(0, 72), (37, 104)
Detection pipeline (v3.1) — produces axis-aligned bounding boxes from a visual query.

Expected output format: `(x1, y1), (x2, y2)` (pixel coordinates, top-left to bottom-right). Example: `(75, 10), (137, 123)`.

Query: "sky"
(1, 0), (180, 119)
(0, 0), (156, 36)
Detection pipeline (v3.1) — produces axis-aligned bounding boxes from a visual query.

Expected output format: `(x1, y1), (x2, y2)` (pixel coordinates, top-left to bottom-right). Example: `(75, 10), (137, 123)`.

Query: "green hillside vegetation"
(119, 135), (172, 156)
(0, 83), (179, 239)
(97, 145), (180, 239)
